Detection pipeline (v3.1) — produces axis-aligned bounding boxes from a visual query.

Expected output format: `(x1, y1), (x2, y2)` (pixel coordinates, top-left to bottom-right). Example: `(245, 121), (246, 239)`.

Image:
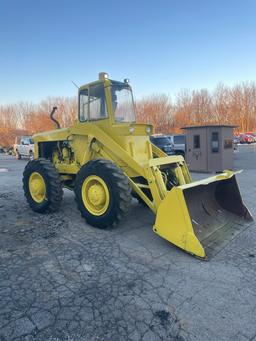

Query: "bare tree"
(1, 81), (256, 147)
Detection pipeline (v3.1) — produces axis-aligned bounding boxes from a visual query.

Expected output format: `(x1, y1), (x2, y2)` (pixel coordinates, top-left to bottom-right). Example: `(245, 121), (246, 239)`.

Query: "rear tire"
(74, 159), (132, 228)
(23, 158), (63, 213)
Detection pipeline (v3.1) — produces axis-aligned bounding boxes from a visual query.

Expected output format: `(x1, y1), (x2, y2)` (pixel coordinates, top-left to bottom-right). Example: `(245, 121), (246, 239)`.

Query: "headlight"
(146, 126), (151, 134)
(98, 72), (109, 80)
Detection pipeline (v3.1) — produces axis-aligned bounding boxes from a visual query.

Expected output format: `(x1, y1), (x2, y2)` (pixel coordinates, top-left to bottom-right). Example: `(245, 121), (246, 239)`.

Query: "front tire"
(74, 159), (132, 228)
(23, 158), (63, 213)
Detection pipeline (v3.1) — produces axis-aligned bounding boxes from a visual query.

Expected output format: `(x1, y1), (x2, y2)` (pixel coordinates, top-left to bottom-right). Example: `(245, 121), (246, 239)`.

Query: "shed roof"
(181, 124), (238, 129)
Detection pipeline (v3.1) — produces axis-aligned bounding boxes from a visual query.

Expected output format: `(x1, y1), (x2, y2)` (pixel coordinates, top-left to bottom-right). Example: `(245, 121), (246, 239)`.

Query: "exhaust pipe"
(50, 106), (61, 129)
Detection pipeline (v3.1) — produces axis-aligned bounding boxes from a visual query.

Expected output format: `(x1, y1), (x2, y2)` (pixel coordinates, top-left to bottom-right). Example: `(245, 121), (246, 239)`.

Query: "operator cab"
(79, 73), (136, 124)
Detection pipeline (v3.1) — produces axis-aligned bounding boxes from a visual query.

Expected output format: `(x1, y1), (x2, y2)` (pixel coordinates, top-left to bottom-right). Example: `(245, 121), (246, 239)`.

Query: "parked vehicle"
(167, 134), (186, 158)
(238, 134), (246, 144)
(233, 136), (240, 145)
(239, 134), (254, 144)
(14, 136), (34, 160)
(150, 135), (175, 155)
(6, 147), (14, 155)
(246, 135), (254, 143)
(233, 136), (240, 150)
(245, 132), (256, 143)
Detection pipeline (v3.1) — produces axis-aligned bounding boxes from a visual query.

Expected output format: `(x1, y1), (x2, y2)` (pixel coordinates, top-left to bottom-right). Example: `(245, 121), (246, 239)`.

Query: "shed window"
(212, 132), (219, 153)
(224, 139), (233, 149)
(193, 135), (200, 149)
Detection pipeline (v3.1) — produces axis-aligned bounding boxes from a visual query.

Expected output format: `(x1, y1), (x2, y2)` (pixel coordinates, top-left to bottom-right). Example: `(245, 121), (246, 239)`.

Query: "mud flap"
(154, 172), (253, 259)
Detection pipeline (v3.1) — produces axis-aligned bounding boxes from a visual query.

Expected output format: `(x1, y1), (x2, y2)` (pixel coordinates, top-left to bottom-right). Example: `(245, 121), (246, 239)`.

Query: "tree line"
(136, 82), (256, 134)
(0, 82), (256, 147)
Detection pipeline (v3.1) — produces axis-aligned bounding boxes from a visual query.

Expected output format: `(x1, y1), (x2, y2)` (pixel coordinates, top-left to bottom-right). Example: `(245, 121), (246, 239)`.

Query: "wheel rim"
(82, 175), (110, 216)
(29, 172), (46, 203)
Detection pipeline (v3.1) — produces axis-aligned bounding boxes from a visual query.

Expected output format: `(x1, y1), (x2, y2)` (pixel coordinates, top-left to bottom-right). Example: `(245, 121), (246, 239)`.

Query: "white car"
(14, 136), (34, 160)
(168, 134), (186, 158)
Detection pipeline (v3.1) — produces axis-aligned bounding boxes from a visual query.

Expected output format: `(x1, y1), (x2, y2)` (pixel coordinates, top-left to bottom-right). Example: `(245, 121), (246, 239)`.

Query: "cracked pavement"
(0, 145), (255, 341)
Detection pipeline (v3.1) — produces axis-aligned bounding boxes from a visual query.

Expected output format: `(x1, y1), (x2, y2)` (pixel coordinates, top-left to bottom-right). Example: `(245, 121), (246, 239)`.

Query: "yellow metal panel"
(79, 79), (104, 91)
(33, 128), (70, 142)
(151, 143), (167, 158)
(148, 155), (184, 167)
(71, 123), (146, 177)
(154, 187), (206, 258)
(55, 163), (79, 174)
(175, 166), (186, 185)
(34, 144), (39, 159)
(178, 170), (235, 190)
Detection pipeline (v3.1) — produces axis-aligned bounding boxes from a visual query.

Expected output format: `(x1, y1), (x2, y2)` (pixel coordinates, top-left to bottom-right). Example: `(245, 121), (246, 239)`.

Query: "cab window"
(89, 83), (107, 120)
(111, 83), (136, 123)
(79, 88), (89, 122)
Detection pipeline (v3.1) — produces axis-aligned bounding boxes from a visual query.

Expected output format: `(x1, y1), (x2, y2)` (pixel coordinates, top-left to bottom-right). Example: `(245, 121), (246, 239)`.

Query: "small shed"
(182, 125), (236, 172)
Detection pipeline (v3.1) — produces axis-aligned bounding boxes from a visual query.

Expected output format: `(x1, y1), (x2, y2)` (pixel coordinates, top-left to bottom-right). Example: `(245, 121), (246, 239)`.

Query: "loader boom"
(25, 73), (253, 259)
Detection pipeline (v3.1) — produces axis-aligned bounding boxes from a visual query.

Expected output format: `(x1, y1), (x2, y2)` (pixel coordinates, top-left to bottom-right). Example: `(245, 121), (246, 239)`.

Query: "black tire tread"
(74, 159), (132, 228)
(23, 158), (63, 213)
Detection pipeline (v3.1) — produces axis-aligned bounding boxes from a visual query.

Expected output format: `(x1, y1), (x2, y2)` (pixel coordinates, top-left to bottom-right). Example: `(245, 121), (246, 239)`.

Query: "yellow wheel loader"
(23, 73), (253, 259)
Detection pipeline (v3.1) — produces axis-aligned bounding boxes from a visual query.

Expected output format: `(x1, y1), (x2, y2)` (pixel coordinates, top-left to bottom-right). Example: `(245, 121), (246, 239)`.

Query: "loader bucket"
(154, 171), (253, 259)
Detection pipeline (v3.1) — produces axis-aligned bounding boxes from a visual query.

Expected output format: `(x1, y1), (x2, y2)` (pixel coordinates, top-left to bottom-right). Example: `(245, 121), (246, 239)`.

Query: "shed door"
(186, 129), (208, 172)
(208, 129), (222, 172)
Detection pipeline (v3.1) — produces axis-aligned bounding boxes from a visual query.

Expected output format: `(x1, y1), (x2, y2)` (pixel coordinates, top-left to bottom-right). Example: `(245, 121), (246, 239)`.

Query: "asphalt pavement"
(0, 146), (255, 341)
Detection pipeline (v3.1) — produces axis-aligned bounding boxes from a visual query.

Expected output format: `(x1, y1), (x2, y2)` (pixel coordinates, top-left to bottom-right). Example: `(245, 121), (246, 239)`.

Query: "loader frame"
(30, 75), (253, 259)
(34, 121), (192, 213)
